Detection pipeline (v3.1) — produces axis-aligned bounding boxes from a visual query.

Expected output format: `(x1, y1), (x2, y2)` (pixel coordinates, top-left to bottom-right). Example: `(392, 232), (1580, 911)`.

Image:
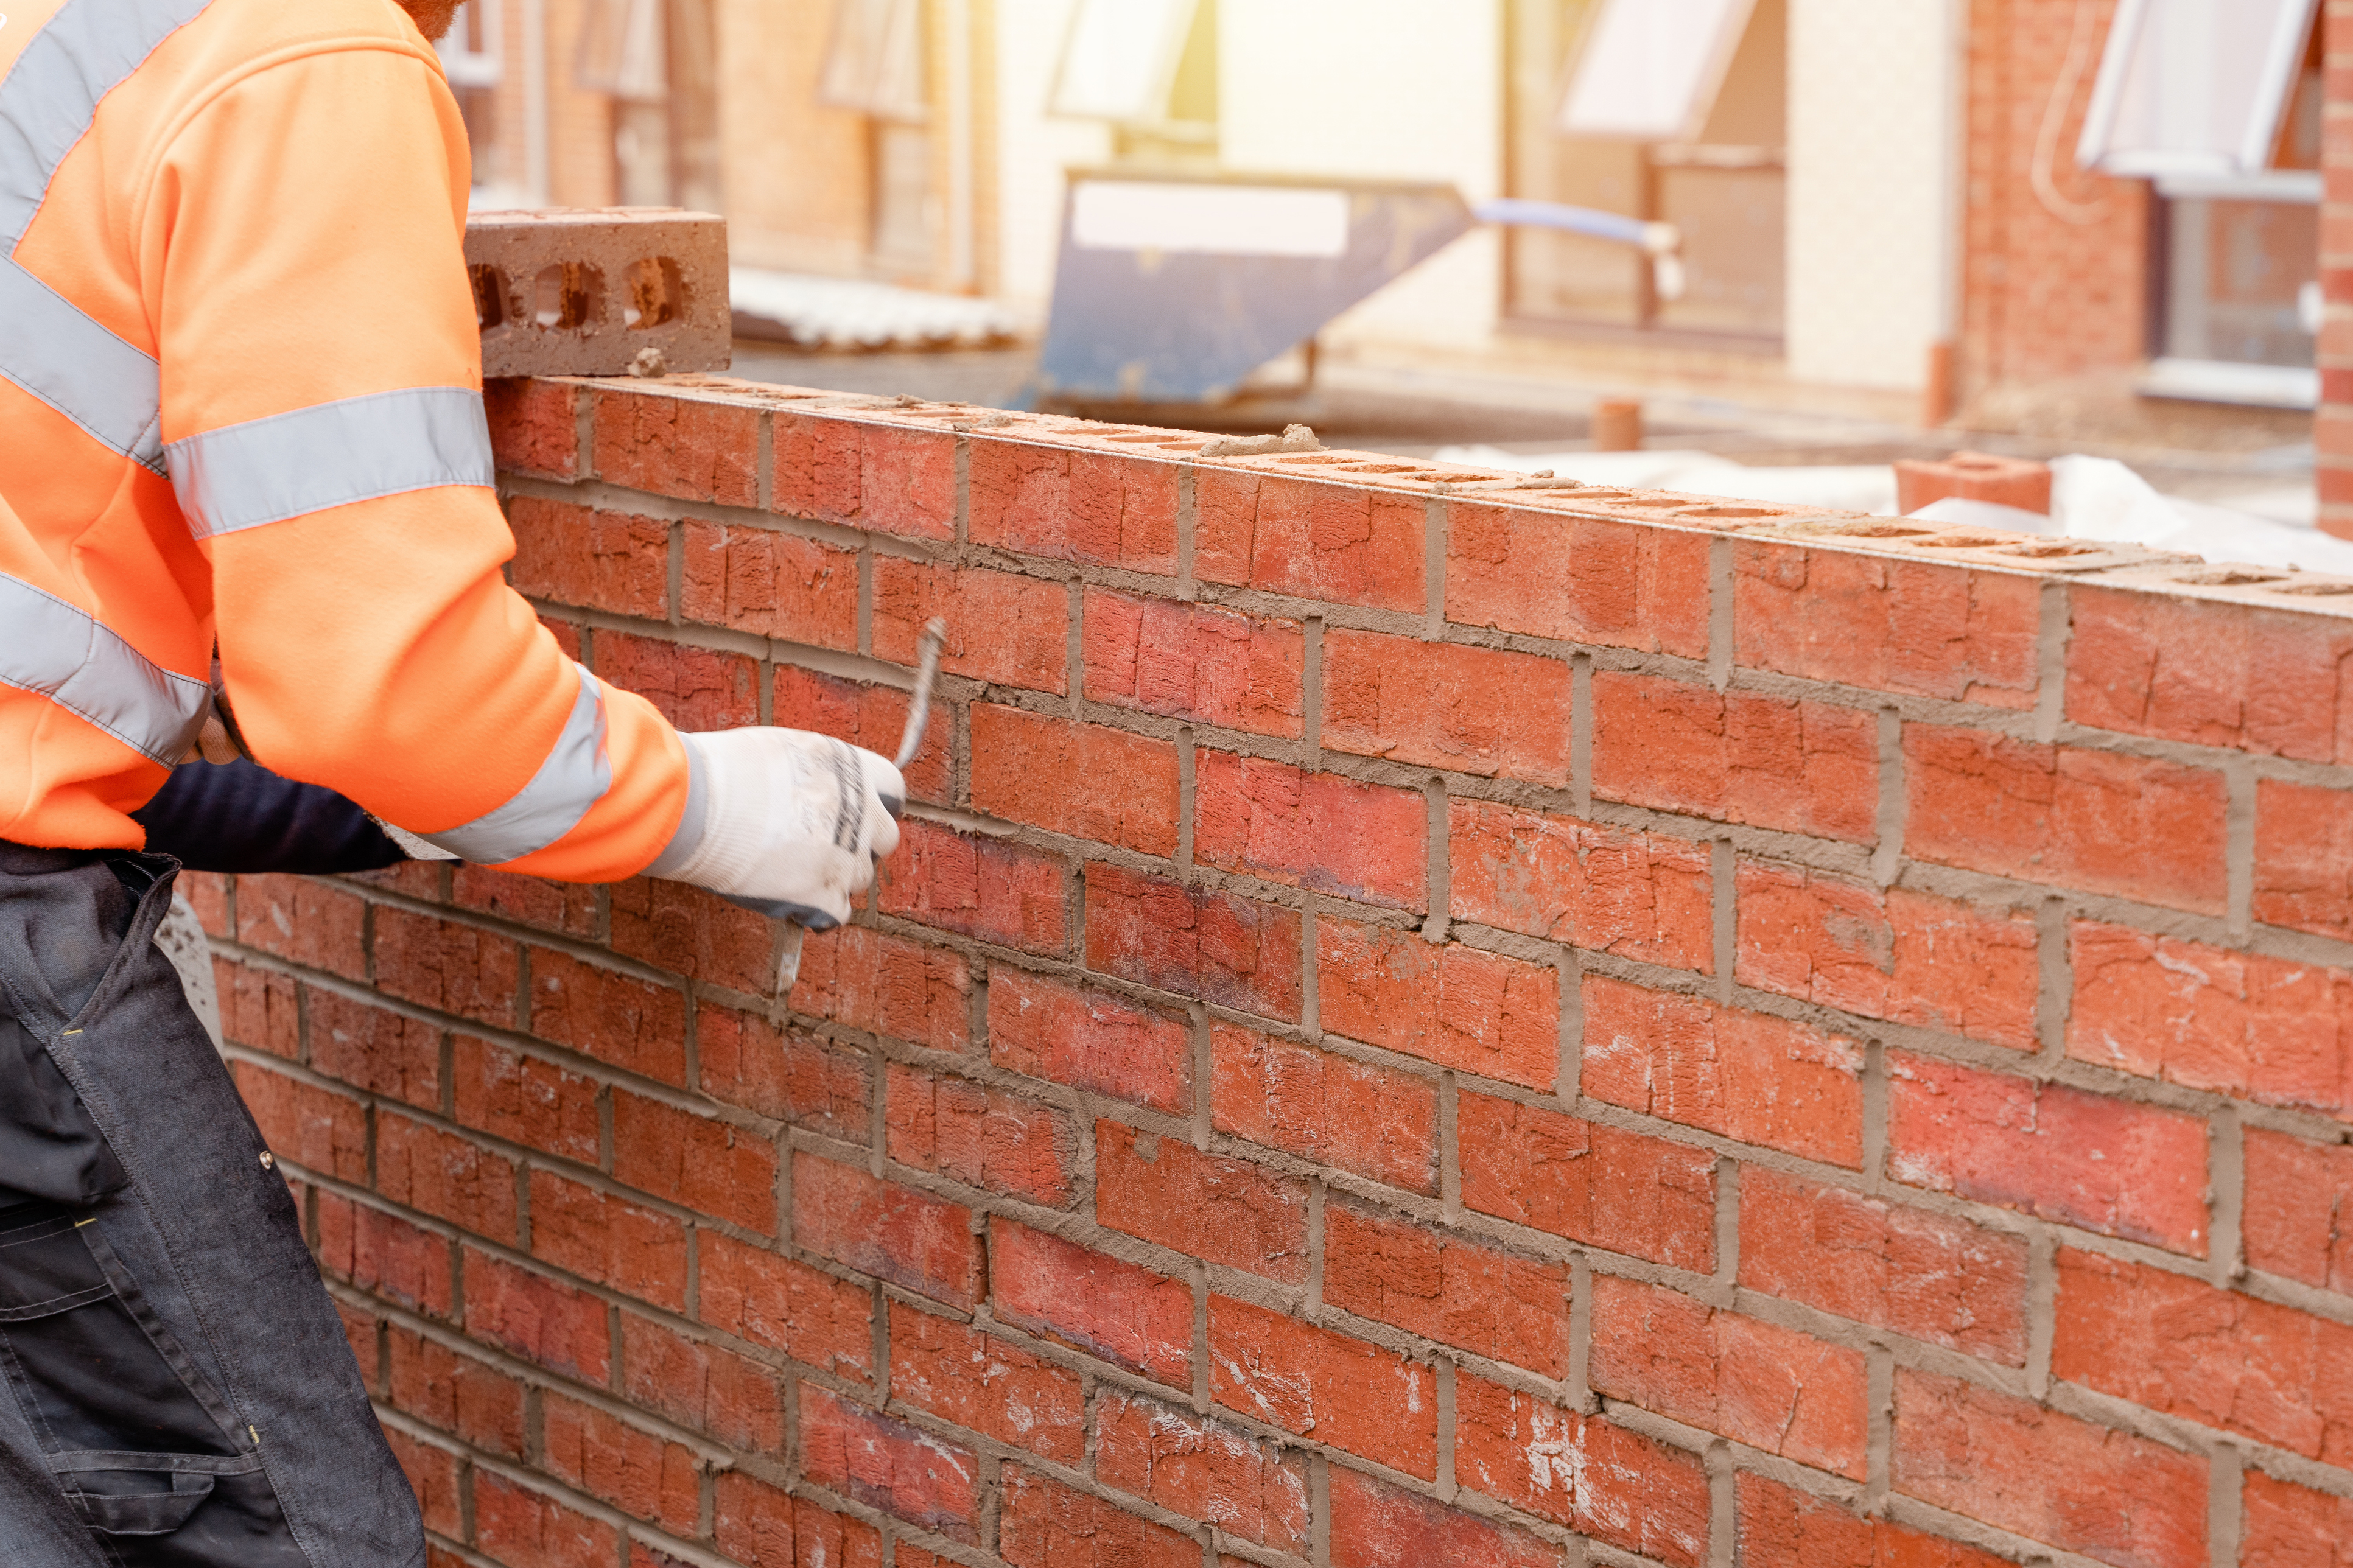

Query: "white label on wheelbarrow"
(1071, 182), (1348, 259)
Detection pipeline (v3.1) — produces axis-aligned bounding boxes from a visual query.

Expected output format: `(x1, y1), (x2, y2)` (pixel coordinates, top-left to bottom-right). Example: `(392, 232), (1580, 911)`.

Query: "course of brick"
(191, 373), (2353, 1568)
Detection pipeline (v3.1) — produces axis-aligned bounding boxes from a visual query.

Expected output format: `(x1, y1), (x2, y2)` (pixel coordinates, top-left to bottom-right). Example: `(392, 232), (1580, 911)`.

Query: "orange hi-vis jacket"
(0, 0), (690, 878)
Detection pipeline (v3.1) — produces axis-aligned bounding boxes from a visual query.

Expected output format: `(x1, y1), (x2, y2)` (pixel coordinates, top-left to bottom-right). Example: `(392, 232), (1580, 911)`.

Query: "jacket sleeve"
(142, 37), (690, 883)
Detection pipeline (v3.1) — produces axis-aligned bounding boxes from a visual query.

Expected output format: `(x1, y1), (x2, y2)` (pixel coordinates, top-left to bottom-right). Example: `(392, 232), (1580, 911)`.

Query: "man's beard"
(398, 0), (463, 40)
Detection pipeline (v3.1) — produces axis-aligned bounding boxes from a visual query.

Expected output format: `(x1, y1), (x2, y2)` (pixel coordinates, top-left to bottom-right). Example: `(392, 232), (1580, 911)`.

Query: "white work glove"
(647, 728), (905, 929)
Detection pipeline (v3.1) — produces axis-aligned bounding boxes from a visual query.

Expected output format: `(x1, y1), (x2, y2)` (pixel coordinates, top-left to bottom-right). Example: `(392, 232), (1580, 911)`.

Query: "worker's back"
(0, 0), (690, 875)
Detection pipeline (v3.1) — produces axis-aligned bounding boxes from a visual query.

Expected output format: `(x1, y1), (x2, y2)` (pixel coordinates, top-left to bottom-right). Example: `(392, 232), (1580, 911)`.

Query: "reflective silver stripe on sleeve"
(0, 572), (210, 767)
(0, 259), (164, 469)
(0, 0), (211, 472)
(166, 387), (497, 539)
(418, 664), (613, 865)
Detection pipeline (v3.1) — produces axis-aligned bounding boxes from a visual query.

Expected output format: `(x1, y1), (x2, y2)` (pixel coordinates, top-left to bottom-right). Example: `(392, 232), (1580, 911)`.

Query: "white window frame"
(437, 0), (503, 91)
(1047, 0), (1199, 128)
(1552, 0), (1759, 144)
(2140, 167), (2321, 409)
(2077, 0), (2318, 179)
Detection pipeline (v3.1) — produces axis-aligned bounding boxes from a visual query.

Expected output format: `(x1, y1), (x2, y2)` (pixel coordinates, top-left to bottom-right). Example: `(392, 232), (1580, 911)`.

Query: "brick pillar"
(2322, 0), (2353, 537)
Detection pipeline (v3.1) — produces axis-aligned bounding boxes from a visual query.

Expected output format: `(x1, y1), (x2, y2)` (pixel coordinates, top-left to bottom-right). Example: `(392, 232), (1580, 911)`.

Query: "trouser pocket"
(0, 1203), (305, 1566)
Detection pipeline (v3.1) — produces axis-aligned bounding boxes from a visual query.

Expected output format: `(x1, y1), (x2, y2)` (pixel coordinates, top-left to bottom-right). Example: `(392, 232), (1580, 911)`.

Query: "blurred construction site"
(444, 0), (2328, 547)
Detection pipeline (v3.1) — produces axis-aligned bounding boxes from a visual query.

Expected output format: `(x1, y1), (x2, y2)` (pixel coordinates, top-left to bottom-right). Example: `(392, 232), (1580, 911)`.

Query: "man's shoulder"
(167, 0), (438, 79)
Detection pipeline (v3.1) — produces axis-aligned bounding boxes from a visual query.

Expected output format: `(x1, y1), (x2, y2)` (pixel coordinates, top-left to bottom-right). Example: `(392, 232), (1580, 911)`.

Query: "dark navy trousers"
(0, 843), (424, 1566)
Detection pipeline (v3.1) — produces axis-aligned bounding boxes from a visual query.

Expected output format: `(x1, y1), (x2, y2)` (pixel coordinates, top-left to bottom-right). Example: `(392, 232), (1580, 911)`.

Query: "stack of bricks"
(2323, 0), (2353, 539)
(191, 373), (2353, 1568)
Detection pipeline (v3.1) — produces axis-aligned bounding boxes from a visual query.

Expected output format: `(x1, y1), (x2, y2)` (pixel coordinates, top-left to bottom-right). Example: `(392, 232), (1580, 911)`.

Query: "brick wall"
(1958, 0), (2151, 404)
(2323, 0), (2353, 538)
(193, 374), (2353, 1568)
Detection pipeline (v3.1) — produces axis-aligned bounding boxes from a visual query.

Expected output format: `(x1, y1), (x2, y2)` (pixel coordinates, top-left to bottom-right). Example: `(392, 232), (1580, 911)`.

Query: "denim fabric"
(0, 843), (425, 1567)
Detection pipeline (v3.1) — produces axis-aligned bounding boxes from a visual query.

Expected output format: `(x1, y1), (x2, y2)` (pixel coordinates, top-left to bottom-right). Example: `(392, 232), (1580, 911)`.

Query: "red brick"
(541, 1393), (700, 1535)
(874, 559), (1066, 692)
(988, 1220), (1191, 1386)
(1098, 1121), (1308, 1282)
(774, 413), (955, 539)
(1001, 1466), (1199, 1568)
(384, 1326), (525, 1457)
(1331, 1464), (1562, 1568)
(450, 865), (598, 937)
(609, 877), (776, 996)
(610, 1091), (777, 1233)
(680, 519), (858, 649)
(592, 383), (757, 505)
(793, 1152), (980, 1307)
(382, 1427), (461, 1538)
(1738, 865), (2039, 1050)
(1324, 631), (1571, 784)
(886, 1062), (1076, 1206)
(539, 616), (582, 660)
(318, 1197), (452, 1317)
(1319, 920), (1559, 1089)
(1454, 1371), (1710, 1567)
(2243, 1127), (2353, 1293)
(1888, 1052), (2210, 1253)
(1446, 500), (1709, 657)
(714, 1478), (885, 1568)
(878, 819), (1068, 956)
(372, 908), (519, 1027)
(1210, 1024), (1438, 1194)
(2255, 779), (2353, 940)
(1457, 1092), (1716, 1270)
(773, 663), (952, 803)
(1734, 1473), (2014, 1568)
(2069, 923), (2353, 1119)
(1081, 590), (1304, 738)
(460, 1248), (609, 1382)
(698, 1004), (870, 1142)
(1593, 674), (1878, 841)
(1083, 862), (1301, 1021)
(1208, 1295), (1437, 1476)
(2054, 1248), (2353, 1465)
(890, 1302), (1085, 1461)
(451, 1035), (601, 1164)
(1582, 977), (1865, 1166)
(525, 1169), (687, 1311)
(526, 947), (686, 1083)
(1892, 1368), (2206, 1568)
(698, 1231), (872, 1376)
(969, 439), (1179, 572)
(1325, 1204), (1569, 1374)
(336, 1298), (380, 1390)
(1448, 799), (1713, 968)
(593, 629), (760, 730)
(1737, 545), (2040, 708)
(970, 704), (1179, 854)
(1196, 465), (1424, 611)
(485, 377), (578, 478)
(791, 924), (971, 1052)
(214, 958), (296, 1056)
(179, 869), (229, 933)
(507, 497), (667, 617)
(375, 1113), (518, 1242)
(1591, 1276), (1867, 1477)
(234, 1060), (367, 1183)
(1906, 726), (2228, 913)
(619, 1314), (785, 1451)
(1893, 452), (2051, 514)
(799, 1383), (977, 1541)
(1194, 751), (1427, 909)
(2242, 1471), (2353, 1568)
(989, 967), (1190, 1114)
(2066, 587), (2353, 760)
(235, 874), (365, 979)
(306, 990), (442, 1110)
(473, 1471), (620, 1568)
(1096, 1391), (1308, 1552)
(1738, 1168), (2029, 1364)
